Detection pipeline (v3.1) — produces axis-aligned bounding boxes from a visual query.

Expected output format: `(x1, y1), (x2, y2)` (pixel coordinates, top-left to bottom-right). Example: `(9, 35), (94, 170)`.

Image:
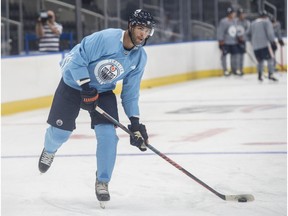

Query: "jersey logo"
(228, 25), (237, 37)
(94, 59), (124, 84)
(237, 25), (245, 36)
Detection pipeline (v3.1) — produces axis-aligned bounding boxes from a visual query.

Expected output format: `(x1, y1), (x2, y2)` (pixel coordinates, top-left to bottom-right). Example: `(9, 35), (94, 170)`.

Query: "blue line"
(1, 151), (287, 159)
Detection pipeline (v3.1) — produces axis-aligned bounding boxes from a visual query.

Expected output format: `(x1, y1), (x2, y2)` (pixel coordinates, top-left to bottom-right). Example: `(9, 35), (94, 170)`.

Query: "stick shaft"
(280, 46), (284, 71)
(95, 106), (226, 200)
(146, 143), (225, 200)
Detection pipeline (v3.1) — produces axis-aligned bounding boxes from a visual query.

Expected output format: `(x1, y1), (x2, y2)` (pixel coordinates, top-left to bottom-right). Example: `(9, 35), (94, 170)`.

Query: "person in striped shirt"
(35, 10), (63, 52)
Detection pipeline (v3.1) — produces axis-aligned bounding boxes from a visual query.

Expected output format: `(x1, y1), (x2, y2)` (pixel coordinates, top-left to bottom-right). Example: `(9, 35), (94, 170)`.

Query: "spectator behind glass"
(35, 10), (63, 52)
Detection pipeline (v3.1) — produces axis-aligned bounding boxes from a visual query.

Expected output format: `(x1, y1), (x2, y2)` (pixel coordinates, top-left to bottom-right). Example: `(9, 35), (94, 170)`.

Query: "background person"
(35, 10), (63, 52)
(236, 8), (250, 76)
(217, 7), (241, 76)
(248, 11), (277, 81)
(270, 15), (285, 70)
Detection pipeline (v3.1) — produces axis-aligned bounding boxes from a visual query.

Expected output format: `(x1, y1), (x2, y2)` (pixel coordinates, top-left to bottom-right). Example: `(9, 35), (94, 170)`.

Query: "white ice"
(1, 73), (287, 216)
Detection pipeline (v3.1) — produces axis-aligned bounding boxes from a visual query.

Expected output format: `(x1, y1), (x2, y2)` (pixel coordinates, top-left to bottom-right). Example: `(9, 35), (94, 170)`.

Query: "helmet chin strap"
(128, 28), (137, 48)
(128, 26), (149, 48)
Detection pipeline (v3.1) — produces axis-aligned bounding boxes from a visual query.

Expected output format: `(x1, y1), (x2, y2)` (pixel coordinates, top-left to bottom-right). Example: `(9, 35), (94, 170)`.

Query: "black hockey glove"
(271, 41), (277, 51)
(218, 40), (224, 50)
(218, 41), (228, 55)
(278, 39), (284, 46)
(80, 82), (99, 111)
(128, 117), (148, 152)
(237, 36), (244, 44)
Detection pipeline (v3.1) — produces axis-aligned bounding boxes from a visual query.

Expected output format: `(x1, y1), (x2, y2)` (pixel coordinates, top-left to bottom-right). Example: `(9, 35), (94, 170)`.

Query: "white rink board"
(2, 39), (287, 103)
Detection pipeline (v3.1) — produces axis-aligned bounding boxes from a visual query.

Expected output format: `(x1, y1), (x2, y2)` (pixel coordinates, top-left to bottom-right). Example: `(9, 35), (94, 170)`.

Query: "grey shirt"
(236, 18), (250, 41)
(248, 17), (275, 50)
(273, 21), (282, 40)
(217, 17), (238, 45)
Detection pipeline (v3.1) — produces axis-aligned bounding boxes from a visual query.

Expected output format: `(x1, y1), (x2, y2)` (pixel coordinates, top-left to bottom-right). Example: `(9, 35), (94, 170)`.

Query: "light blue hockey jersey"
(60, 28), (147, 118)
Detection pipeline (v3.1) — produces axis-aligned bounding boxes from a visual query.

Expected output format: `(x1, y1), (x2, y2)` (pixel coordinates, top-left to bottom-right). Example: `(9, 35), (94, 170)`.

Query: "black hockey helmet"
(269, 15), (276, 22)
(226, 7), (235, 15)
(259, 10), (268, 17)
(128, 9), (156, 36)
(237, 8), (244, 15)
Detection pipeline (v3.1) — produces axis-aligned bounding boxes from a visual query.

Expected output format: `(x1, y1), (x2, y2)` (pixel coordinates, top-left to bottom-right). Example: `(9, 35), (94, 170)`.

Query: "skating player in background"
(248, 11), (278, 81)
(270, 15), (285, 71)
(38, 9), (155, 207)
(236, 8), (250, 76)
(217, 7), (241, 76)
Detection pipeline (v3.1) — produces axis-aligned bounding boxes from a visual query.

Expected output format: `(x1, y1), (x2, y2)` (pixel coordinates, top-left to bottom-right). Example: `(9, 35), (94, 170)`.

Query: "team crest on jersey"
(236, 25), (245, 36)
(228, 25), (237, 37)
(94, 59), (124, 84)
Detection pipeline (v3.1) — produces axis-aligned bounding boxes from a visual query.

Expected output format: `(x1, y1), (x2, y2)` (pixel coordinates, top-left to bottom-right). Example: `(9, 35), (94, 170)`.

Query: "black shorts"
(47, 79), (119, 131)
(237, 43), (246, 54)
(222, 44), (240, 55)
(254, 47), (272, 62)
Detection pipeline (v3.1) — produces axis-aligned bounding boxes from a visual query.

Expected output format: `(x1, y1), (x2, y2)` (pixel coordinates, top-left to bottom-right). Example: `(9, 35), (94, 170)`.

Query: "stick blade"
(225, 194), (255, 202)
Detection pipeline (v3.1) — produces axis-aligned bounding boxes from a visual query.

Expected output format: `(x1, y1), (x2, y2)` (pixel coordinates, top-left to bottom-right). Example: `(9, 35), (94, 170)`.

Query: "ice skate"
(95, 179), (110, 208)
(223, 70), (230, 76)
(38, 148), (55, 173)
(258, 71), (263, 82)
(268, 74), (278, 82)
(235, 70), (243, 76)
(258, 75), (263, 82)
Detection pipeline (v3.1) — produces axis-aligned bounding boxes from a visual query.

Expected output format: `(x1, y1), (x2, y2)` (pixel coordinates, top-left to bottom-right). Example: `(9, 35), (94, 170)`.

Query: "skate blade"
(99, 201), (107, 209)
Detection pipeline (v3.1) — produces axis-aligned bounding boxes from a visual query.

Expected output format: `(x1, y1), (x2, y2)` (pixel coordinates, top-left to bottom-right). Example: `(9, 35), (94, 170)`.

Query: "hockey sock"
(94, 124), (119, 182)
(44, 126), (72, 153)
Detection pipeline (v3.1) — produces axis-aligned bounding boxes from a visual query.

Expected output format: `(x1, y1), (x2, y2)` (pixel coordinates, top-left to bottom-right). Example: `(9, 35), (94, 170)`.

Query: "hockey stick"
(95, 106), (255, 202)
(268, 43), (287, 72)
(246, 50), (258, 65)
(279, 46), (287, 71)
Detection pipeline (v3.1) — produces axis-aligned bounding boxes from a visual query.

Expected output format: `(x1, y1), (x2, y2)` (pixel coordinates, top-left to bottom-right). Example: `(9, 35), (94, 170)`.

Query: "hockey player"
(217, 7), (241, 76)
(236, 8), (250, 75)
(270, 16), (285, 70)
(38, 9), (155, 206)
(248, 11), (277, 81)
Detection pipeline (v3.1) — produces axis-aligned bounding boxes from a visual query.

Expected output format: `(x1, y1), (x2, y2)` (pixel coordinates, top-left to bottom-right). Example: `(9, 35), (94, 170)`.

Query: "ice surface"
(1, 73), (287, 216)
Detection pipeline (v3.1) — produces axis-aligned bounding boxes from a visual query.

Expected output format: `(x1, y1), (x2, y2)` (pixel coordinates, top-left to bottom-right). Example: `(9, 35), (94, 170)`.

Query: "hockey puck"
(238, 197), (247, 202)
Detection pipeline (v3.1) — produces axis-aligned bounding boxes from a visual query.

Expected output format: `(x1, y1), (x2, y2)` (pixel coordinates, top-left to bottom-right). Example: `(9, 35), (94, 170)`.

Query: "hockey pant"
(221, 53), (239, 73)
(257, 59), (274, 77)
